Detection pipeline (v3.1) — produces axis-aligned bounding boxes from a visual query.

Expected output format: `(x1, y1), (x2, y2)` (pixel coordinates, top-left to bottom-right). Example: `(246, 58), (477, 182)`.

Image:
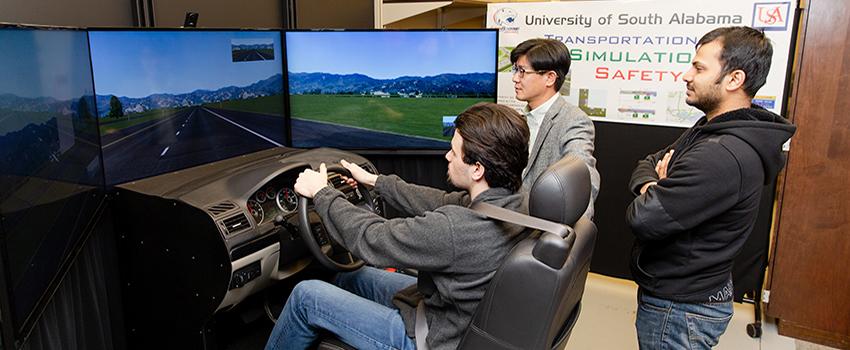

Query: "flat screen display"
(88, 30), (286, 185)
(285, 30), (497, 149)
(0, 26), (103, 336)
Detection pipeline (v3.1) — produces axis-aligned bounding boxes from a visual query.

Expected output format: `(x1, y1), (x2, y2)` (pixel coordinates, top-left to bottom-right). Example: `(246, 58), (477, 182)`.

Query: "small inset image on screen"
(89, 30), (286, 185)
(442, 116), (457, 137)
(231, 38), (275, 62)
(286, 30), (497, 150)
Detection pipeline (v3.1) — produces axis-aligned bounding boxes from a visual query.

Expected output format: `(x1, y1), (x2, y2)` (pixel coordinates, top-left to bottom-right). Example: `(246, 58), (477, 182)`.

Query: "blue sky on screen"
(232, 38), (273, 46)
(0, 29), (94, 101)
(286, 31), (496, 79)
(88, 31), (282, 98)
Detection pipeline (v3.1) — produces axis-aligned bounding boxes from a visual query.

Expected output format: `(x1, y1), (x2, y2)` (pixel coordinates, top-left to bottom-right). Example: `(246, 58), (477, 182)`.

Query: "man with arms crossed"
(627, 26), (796, 349)
(265, 103), (530, 350)
(511, 38), (600, 217)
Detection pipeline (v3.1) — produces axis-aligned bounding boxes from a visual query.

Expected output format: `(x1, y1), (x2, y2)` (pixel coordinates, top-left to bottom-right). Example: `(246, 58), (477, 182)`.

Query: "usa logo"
(752, 2), (792, 31)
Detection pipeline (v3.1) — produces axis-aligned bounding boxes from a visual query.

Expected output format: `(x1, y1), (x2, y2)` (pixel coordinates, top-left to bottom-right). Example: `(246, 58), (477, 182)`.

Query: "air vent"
(221, 213), (250, 235)
(328, 172), (347, 187)
(327, 172), (359, 201)
(207, 201), (236, 216)
(358, 162), (377, 174)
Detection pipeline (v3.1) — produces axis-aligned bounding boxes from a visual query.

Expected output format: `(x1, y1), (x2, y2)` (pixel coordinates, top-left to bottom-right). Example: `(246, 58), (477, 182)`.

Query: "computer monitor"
(0, 25), (103, 340)
(285, 30), (498, 150)
(88, 30), (286, 185)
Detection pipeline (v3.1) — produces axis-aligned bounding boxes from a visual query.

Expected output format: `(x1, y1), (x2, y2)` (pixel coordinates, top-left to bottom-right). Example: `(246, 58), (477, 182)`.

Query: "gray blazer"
(522, 96), (600, 218)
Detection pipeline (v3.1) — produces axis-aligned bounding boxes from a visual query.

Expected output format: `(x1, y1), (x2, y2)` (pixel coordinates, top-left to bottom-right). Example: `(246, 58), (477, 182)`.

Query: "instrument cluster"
(243, 169), (365, 226)
(246, 185), (299, 225)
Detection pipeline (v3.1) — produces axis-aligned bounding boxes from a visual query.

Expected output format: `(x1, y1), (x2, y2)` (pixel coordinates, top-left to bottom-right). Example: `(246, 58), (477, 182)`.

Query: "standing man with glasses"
(510, 38), (599, 218)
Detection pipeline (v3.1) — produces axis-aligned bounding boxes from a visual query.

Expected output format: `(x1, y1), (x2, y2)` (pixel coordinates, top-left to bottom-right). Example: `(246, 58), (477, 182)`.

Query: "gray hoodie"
(313, 174), (528, 349)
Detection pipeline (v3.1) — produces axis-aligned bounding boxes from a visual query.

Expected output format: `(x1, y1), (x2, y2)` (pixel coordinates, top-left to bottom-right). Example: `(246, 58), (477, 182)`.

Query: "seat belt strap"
(470, 202), (571, 238)
(415, 300), (429, 350)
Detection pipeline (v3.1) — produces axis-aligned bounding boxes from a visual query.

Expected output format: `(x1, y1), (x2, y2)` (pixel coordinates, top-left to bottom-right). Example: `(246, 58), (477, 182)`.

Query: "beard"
(686, 81), (723, 114)
(446, 173), (459, 190)
(446, 171), (467, 191)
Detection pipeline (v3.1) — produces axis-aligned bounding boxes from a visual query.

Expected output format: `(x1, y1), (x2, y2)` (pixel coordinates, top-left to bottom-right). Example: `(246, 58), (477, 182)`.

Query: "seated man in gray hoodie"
(265, 102), (530, 350)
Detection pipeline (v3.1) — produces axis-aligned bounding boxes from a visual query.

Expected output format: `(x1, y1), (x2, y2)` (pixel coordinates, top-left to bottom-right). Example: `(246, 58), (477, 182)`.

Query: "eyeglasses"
(511, 65), (548, 78)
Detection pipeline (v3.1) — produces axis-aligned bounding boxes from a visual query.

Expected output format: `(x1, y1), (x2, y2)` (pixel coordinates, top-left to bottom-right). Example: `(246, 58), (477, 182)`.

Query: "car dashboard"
(111, 147), (382, 334)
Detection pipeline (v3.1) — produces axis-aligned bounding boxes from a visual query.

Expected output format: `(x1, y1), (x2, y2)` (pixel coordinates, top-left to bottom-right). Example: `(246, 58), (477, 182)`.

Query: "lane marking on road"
(103, 108), (196, 149)
(176, 131), (181, 136)
(160, 146), (170, 157)
(203, 107), (283, 147)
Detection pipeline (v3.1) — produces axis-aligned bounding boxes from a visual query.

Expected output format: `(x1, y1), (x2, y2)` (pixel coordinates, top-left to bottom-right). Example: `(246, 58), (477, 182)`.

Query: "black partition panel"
(591, 122), (681, 278)
(591, 121), (775, 301)
(364, 152), (451, 191)
(0, 26), (106, 346)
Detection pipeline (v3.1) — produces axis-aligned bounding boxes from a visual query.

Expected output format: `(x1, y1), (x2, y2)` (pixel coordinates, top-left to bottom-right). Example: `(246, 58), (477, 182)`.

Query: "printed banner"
(487, 0), (796, 128)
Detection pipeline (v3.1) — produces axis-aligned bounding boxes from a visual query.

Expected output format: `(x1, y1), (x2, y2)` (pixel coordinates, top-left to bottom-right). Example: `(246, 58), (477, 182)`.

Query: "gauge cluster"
(243, 168), (369, 227)
(247, 184), (299, 225)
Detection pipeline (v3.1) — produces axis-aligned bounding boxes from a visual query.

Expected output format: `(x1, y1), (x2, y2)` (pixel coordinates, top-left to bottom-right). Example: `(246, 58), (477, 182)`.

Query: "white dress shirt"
(524, 93), (560, 153)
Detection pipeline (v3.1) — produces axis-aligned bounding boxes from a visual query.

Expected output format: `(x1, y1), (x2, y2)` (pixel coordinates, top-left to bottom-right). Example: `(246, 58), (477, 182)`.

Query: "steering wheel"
(297, 164), (375, 271)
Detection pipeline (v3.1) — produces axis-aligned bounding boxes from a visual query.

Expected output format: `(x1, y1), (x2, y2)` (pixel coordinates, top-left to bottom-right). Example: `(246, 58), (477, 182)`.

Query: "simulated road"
(102, 106), (284, 184)
(101, 106), (449, 184)
(232, 49), (273, 62)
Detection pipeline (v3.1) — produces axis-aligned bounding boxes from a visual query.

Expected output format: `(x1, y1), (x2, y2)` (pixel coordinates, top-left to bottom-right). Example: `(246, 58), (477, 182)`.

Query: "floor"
(569, 273), (839, 350)
(220, 271), (841, 349)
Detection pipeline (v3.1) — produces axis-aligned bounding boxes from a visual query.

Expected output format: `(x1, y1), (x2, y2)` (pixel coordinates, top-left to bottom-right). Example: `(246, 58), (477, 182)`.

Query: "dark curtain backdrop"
(21, 204), (125, 350)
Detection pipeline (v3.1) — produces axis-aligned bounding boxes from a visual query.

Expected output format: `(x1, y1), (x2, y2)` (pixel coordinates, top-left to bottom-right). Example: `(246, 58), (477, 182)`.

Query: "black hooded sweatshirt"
(626, 106), (796, 303)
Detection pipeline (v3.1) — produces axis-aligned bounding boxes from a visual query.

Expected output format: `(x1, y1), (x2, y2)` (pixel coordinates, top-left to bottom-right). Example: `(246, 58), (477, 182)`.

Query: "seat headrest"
(528, 155), (591, 226)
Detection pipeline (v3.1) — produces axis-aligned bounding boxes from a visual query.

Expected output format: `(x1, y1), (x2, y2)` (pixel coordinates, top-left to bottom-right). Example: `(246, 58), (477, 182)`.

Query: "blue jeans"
(265, 267), (417, 350)
(635, 289), (733, 349)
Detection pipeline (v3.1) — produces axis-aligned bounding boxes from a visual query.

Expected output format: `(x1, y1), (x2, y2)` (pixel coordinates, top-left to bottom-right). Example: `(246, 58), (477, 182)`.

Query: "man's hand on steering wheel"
(294, 163), (329, 198)
(294, 162), (372, 271)
(340, 159), (378, 189)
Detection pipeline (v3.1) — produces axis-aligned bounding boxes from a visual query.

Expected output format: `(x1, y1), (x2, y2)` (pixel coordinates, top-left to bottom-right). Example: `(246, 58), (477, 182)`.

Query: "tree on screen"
(108, 95), (124, 119)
